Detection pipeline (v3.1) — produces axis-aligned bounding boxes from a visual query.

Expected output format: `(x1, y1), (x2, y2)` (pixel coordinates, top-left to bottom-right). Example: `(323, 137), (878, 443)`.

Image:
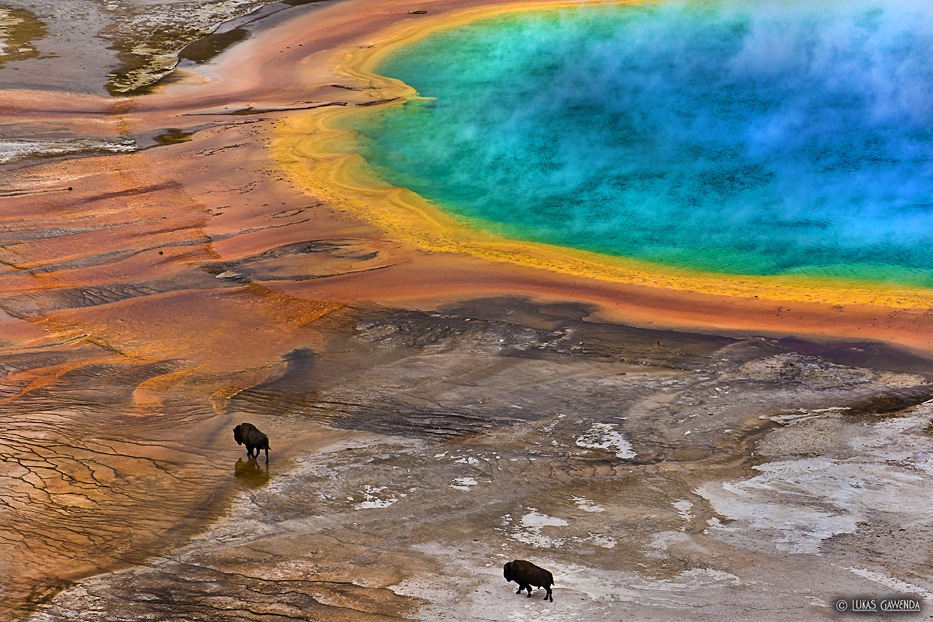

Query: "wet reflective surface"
(234, 457), (270, 486)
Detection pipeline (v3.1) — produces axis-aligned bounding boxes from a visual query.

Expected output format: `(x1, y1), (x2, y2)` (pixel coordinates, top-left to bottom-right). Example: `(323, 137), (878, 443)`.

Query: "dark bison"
(504, 559), (554, 602)
(233, 422), (270, 462)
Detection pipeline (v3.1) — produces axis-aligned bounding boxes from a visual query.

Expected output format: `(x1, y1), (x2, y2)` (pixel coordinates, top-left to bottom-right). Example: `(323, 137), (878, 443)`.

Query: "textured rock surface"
(7, 299), (933, 620)
(0, 0), (305, 94)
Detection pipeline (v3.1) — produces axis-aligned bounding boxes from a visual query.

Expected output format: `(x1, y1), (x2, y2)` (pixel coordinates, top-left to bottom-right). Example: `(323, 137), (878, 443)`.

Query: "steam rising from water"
(354, 0), (933, 285)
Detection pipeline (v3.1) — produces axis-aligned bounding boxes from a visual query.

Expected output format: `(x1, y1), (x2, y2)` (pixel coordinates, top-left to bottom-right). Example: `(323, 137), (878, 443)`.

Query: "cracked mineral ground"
(5, 298), (932, 620)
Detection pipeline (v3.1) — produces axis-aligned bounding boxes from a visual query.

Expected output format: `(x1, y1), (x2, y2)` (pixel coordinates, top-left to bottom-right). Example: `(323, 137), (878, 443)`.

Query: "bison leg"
(263, 446), (269, 462)
(544, 587), (552, 602)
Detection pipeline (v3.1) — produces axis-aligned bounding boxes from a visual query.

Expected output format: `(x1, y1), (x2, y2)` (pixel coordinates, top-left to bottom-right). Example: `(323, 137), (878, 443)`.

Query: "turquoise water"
(352, 1), (933, 286)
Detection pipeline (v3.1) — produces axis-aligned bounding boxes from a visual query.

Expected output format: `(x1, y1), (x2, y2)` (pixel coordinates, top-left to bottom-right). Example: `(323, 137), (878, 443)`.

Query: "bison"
(233, 422), (270, 462)
(504, 559), (554, 602)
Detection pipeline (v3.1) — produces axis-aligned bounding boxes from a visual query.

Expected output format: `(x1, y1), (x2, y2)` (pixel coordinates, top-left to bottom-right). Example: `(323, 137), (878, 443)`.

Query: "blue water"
(352, 0), (933, 286)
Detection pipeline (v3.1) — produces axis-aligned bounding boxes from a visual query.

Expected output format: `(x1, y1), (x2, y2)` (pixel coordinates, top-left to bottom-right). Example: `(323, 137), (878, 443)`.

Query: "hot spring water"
(351, 0), (933, 287)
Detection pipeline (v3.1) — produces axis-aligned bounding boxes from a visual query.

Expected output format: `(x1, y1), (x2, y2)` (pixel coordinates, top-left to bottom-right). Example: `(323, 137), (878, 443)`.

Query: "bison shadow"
(234, 457), (270, 487)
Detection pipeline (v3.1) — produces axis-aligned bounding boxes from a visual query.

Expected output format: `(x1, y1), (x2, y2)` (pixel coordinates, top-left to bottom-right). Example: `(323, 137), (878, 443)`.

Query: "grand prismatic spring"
(2, 0), (933, 619)
(354, 1), (933, 284)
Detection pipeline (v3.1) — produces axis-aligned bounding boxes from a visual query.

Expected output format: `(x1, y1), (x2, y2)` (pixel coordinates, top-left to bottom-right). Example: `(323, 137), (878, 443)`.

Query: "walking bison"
(504, 559), (554, 602)
(233, 422), (270, 462)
